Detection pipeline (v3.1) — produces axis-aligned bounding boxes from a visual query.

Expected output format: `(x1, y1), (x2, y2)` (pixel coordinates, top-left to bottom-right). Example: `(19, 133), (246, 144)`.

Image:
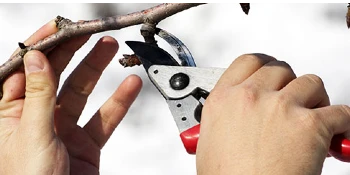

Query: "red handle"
(180, 124), (200, 154)
(329, 134), (350, 162)
(179, 125), (350, 161)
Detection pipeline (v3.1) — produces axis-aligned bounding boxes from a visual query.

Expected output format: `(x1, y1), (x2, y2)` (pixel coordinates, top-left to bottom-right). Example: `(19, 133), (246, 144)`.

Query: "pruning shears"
(125, 28), (350, 162)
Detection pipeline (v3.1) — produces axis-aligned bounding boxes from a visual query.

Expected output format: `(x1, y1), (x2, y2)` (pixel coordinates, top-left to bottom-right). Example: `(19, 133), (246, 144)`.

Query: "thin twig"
(140, 23), (158, 46)
(0, 3), (204, 84)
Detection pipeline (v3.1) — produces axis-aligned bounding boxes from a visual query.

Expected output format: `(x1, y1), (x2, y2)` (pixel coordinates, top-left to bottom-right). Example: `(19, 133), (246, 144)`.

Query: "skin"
(1, 20), (350, 175)
(0, 20), (142, 175)
(197, 54), (350, 175)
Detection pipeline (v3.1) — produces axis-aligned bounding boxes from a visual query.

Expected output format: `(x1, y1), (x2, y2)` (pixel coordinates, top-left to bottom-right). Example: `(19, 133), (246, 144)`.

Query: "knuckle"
(236, 54), (258, 61)
(26, 76), (55, 98)
(267, 60), (295, 75)
(276, 61), (297, 79)
(340, 105), (350, 116)
(266, 94), (287, 116)
(237, 83), (259, 104)
(66, 83), (91, 97)
(303, 74), (324, 86)
(112, 97), (129, 112)
(235, 54), (258, 63)
(82, 60), (103, 74)
(275, 60), (292, 70)
(274, 92), (290, 106)
(236, 53), (276, 64)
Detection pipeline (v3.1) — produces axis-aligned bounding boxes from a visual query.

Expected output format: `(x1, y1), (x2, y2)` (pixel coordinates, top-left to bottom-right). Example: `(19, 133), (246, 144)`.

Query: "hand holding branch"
(0, 3), (204, 91)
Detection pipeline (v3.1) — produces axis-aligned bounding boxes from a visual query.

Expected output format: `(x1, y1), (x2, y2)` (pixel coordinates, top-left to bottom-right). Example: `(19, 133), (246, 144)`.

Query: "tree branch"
(0, 3), (204, 84)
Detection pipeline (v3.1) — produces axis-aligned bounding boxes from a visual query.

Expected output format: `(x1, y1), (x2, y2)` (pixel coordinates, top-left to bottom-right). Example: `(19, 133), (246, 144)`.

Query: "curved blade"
(156, 28), (196, 67)
(125, 41), (179, 72)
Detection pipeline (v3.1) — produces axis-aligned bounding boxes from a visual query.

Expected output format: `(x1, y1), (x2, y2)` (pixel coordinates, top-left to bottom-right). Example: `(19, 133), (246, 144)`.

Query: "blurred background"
(0, 3), (350, 174)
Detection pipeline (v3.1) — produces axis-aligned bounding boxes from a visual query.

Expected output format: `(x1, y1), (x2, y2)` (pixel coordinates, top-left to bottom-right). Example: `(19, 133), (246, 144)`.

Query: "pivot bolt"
(169, 72), (190, 90)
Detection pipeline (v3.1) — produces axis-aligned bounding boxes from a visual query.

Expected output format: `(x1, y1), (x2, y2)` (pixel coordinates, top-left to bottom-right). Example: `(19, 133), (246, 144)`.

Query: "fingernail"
(24, 52), (44, 73)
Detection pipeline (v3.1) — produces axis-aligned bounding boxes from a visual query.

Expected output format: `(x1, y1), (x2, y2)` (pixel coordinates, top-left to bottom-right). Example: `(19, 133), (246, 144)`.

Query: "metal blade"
(156, 28), (196, 67)
(125, 41), (179, 72)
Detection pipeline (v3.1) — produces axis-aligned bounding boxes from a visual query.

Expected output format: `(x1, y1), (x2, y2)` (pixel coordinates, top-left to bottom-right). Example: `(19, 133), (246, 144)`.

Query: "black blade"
(125, 41), (180, 71)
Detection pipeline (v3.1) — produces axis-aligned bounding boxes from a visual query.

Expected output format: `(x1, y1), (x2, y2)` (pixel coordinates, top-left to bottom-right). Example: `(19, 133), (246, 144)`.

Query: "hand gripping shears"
(126, 28), (350, 162)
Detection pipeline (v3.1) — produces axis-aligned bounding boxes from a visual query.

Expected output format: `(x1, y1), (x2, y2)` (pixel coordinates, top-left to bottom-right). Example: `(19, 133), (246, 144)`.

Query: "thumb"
(20, 50), (57, 134)
(314, 105), (350, 137)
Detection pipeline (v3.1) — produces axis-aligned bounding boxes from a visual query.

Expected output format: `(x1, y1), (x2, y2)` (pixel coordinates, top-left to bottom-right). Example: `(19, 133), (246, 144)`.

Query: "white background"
(0, 3), (350, 175)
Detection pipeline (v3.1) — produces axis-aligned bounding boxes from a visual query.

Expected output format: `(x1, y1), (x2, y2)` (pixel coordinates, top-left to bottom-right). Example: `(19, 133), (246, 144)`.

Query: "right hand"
(196, 54), (350, 175)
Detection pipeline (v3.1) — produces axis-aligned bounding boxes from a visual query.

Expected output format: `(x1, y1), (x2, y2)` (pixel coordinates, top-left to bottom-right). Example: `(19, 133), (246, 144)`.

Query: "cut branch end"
(240, 3), (250, 15)
(55, 15), (72, 29)
(18, 42), (27, 49)
(119, 54), (142, 67)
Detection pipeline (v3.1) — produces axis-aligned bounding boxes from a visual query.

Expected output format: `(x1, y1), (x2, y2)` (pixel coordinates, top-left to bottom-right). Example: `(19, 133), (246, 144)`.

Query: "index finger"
(2, 19), (58, 102)
(11, 19), (58, 57)
(216, 54), (276, 88)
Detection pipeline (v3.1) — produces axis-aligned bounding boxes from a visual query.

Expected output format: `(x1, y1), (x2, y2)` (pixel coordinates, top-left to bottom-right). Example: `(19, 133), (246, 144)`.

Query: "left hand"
(0, 19), (142, 175)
